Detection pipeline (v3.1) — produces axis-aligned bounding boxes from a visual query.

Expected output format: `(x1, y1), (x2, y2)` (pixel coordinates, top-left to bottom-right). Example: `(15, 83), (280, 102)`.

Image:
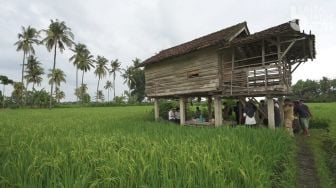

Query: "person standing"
(168, 108), (176, 123)
(244, 102), (257, 128)
(298, 100), (312, 136)
(293, 101), (301, 134)
(274, 100), (281, 128)
(283, 98), (294, 136)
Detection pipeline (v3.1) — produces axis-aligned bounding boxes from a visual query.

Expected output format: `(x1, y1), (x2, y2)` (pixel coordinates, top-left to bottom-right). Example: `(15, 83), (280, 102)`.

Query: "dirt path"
(297, 137), (320, 188)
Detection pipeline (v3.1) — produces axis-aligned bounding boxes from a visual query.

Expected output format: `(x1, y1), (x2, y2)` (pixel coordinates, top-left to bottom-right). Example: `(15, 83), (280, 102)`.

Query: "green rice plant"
(0, 106), (296, 187)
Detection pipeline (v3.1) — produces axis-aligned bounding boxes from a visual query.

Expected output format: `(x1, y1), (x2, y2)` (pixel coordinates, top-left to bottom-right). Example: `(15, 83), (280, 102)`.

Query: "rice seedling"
(0, 106), (296, 187)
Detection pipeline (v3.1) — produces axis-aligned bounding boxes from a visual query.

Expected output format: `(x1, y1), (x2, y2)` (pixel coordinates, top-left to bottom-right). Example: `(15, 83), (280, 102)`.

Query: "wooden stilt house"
(140, 20), (316, 127)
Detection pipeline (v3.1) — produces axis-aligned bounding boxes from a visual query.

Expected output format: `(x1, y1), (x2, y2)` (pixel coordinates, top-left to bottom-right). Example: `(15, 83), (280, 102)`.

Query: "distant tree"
(75, 84), (90, 103)
(94, 56), (109, 102)
(55, 87), (65, 103)
(122, 66), (135, 95)
(95, 90), (104, 102)
(104, 80), (113, 102)
(110, 59), (121, 101)
(114, 95), (126, 104)
(77, 51), (94, 103)
(24, 55), (44, 90)
(12, 82), (25, 105)
(0, 75), (14, 108)
(319, 77), (331, 96)
(292, 78), (336, 102)
(69, 43), (89, 102)
(130, 58), (145, 102)
(14, 26), (40, 84)
(48, 69), (66, 105)
(42, 19), (74, 109)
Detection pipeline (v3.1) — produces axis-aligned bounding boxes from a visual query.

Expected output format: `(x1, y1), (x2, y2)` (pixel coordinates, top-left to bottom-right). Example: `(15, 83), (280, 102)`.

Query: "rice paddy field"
(306, 103), (336, 187)
(0, 106), (300, 187)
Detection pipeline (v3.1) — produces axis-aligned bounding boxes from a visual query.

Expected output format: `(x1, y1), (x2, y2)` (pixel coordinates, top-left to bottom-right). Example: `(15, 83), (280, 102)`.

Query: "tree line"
(0, 19), (145, 109)
(291, 77), (336, 102)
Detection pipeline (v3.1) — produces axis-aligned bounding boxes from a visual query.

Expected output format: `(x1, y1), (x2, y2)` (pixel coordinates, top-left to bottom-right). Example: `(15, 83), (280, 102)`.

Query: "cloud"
(1, 0), (335, 101)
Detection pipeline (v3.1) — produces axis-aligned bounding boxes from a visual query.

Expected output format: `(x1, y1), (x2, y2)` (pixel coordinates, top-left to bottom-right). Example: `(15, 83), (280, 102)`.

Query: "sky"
(1, 0), (335, 101)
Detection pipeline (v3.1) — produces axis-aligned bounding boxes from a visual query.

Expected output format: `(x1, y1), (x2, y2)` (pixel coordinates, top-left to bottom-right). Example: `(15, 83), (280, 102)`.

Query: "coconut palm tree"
(48, 69), (66, 105)
(0, 75), (14, 108)
(104, 80), (113, 102)
(12, 82), (25, 105)
(69, 43), (88, 102)
(94, 56), (109, 102)
(42, 19), (74, 109)
(55, 87), (65, 103)
(110, 59), (121, 101)
(122, 66), (135, 95)
(14, 26), (40, 84)
(96, 90), (104, 102)
(77, 51), (94, 103)
(25, 55), (44, 90)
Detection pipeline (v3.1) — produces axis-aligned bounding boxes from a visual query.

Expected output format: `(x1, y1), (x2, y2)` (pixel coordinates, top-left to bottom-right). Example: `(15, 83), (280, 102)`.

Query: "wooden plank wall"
(220, 46), (291, 97)
(145, 47), (219, 97)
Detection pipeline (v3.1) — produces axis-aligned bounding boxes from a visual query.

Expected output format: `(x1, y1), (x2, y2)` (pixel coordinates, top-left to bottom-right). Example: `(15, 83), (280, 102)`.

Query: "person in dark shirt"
(293, 101), (301, 134)
(274, 100), (281, 128)
(297, 100), (312, 136)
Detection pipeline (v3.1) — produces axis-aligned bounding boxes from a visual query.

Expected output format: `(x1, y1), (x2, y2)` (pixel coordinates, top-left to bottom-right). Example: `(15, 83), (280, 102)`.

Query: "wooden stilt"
(180, 97), (186, 125)
(214, 96), (223, 126)
(267, 97), (275, 129)
(154, 98), (159, 121)
(207, 96), (212, 121)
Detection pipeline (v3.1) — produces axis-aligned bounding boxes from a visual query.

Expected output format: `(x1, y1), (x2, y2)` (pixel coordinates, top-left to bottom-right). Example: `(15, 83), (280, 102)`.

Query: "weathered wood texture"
(214, 96), (223, 126)
(154, 98), (159, 121)
(267, 97), (275, 129)
(145, 47), (219, 97)
(179, 97), (186, 125)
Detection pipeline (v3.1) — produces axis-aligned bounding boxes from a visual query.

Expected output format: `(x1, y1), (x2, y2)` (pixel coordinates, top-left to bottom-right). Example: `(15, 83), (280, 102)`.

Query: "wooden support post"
(278, 97), (284, 127)
(214, 96), (222, 126)
(154, 98), (159, 121)
(207, 96), (212, 120)
(267, 97), (275, 129)
(179, 97), (186, 125)
(238, 98), (244, 125)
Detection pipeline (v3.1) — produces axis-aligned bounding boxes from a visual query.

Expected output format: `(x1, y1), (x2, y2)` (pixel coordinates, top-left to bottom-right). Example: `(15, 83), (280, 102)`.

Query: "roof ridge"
(158, 21), (247, 53)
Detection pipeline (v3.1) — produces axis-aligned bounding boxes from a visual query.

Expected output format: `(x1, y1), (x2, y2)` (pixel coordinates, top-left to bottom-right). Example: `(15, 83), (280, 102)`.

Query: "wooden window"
(187, 70), (200, 79)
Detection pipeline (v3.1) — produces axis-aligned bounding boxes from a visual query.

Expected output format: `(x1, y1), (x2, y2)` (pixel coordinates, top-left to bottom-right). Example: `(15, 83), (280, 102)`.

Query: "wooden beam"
(278, 97), (284, 127)
(179, 97), (186, 125)
(154, 98), (159, 121)
(280, 40), (296, 60)
(214, 96), (223, 126)
(267, 97), (275, 129)
(291, 61), (302, 73)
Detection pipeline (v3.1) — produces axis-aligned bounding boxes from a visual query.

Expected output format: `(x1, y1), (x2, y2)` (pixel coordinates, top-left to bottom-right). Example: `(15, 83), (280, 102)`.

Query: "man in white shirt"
(168, 108), (176, 122)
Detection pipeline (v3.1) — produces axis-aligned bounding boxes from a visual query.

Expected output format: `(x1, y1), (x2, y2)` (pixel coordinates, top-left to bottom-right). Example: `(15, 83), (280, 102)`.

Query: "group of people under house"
(168, 98), (312, 136)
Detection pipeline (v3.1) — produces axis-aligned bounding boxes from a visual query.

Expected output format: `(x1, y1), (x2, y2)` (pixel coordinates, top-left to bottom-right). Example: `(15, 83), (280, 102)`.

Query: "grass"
(306, 103), (336, 187)
(0, 106), (297, 187)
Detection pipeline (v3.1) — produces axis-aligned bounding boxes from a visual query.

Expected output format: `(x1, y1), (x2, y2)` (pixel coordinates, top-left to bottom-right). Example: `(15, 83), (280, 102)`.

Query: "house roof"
(229, 20), (300, 45)
(141, 22), (248, 66)
(141, 20), (315, 66)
